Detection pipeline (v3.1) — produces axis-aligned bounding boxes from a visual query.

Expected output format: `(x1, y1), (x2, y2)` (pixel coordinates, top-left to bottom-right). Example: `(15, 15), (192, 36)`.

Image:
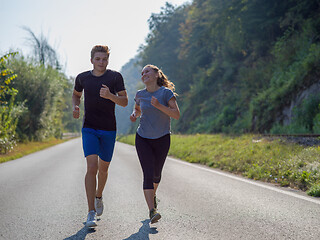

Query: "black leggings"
(135, 133), (170, 189)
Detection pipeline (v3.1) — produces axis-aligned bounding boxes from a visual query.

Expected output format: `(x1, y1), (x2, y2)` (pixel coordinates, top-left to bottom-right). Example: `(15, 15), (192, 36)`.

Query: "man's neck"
(92, 69), (106, 77)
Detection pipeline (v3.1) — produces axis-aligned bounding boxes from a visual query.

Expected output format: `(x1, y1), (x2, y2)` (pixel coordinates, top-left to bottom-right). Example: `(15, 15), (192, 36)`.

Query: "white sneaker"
(85, 210), (97, 228)
(95, 197), (104, 216)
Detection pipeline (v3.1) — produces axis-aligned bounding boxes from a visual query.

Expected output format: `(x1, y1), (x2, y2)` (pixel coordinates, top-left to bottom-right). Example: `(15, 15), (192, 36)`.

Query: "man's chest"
(83, 78), (115, 95)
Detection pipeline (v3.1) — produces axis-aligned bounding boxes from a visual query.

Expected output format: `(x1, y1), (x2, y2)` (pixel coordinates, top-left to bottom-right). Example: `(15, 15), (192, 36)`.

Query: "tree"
(22, 26), (61, 69)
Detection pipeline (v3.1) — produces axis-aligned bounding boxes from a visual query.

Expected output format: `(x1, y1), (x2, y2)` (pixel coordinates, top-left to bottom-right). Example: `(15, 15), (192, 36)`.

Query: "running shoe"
(95, 197), (104, 216)
(85, 210), (97, 228)
(149, 208), (161, 224)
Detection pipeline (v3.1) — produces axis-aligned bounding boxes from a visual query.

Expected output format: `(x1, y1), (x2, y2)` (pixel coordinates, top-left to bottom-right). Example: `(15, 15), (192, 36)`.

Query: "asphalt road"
(1, 138), (320, 240)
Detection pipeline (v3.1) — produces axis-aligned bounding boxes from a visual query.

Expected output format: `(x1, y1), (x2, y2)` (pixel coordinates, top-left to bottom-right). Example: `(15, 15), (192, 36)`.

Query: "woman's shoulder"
(161, 86), (172, 92)
(136, 88), (147, 95)
(161, 86), (174, 95)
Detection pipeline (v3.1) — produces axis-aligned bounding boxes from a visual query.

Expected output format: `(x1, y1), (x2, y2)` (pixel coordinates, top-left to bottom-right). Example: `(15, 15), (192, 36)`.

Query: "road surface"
(1, 138), (320, 239)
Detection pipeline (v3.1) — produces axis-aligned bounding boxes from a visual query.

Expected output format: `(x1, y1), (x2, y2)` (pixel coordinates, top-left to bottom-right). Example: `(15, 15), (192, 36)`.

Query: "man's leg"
(85, 154), (99, 212)
(96, 158), (110, 198)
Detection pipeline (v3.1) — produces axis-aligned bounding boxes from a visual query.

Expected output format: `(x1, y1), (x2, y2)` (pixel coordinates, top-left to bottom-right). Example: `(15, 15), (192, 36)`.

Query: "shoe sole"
(85, 221), (97, 228)
(96, 211), (103, 216)
(151, 213), (161, 224)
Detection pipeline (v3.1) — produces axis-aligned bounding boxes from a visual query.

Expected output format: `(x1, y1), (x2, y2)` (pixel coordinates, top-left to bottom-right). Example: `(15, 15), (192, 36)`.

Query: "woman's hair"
(145, 64), (177, 95)
(91, 45), (110, 59)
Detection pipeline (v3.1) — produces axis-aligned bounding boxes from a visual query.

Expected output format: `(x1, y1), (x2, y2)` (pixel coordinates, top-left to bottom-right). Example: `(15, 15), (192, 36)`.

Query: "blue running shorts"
(81, 128), (116, 162)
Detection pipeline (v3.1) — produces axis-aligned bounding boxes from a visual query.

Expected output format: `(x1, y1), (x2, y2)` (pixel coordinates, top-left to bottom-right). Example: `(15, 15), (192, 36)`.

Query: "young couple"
(72, 45), (180, 228)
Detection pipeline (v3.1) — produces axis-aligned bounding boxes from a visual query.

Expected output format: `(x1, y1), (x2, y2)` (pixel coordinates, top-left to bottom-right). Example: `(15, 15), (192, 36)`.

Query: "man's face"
(91, 52), (109, 72)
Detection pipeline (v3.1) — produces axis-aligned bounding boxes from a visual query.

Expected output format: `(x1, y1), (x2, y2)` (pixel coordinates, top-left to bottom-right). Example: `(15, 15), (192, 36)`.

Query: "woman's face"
(141, 66), (158, 85)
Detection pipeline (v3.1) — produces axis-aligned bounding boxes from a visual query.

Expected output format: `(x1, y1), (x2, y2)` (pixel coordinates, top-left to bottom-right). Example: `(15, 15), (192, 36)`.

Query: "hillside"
(121, 0), (320, 135)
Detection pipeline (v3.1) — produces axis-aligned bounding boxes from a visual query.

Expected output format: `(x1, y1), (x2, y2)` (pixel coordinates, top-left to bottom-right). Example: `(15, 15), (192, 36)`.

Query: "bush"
(307, 184), (320, 197)
(0, 53), (25, 153)
(8, 57), (69, 141)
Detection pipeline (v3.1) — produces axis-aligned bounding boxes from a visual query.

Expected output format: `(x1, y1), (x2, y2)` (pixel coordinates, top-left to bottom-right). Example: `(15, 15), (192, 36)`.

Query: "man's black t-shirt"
(74, 70), (125, 131)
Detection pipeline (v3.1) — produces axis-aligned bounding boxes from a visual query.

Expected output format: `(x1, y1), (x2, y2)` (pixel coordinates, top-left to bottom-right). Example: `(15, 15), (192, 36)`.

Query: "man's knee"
(87, 165), (98, 175)
(99, 159), (110, 174)
(86, 155), (98, 174)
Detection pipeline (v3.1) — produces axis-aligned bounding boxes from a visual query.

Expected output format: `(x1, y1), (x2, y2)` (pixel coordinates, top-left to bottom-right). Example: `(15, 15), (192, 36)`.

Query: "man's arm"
(99, 85), (128, 107)
(72, 89), (82, 118)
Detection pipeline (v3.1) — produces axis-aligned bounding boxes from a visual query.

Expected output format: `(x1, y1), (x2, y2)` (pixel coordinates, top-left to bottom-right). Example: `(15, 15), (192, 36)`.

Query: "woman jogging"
(130, 64), (180, 224)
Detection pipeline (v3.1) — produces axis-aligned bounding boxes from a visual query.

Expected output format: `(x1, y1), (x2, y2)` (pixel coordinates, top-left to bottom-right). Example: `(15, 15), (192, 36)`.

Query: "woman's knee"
(143, 176), (154, 189)
(153, 175), (161, 184)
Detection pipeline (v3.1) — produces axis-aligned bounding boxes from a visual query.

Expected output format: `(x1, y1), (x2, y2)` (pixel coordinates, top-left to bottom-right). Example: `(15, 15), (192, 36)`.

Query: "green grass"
(0, 138), (68, 164)
(117, 134), (320, 197)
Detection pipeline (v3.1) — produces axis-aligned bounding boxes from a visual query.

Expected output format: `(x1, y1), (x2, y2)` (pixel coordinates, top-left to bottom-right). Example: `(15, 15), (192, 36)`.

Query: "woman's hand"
(151, 96), (161, 108)
(130, 112), (137, 122)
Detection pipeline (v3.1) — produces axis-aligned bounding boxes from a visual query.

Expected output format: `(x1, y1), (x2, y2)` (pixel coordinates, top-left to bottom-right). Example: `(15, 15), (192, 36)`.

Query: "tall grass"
(117, 134), (320, 197)
(0, 138), (67, 163)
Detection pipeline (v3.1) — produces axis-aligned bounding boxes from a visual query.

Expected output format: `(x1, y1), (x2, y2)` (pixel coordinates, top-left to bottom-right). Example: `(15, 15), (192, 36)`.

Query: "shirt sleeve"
(164, 88), (175, 104)
(134, 92), (141, 106)
(74, 74), (83, 92)
(114, 72), (126, 93)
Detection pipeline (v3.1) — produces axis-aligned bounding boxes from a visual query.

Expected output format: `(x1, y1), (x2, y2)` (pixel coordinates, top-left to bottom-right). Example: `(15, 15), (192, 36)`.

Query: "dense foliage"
(135, 0), (320, 134)
(0, 53), (25, 153)
(0, 29), (81, 148)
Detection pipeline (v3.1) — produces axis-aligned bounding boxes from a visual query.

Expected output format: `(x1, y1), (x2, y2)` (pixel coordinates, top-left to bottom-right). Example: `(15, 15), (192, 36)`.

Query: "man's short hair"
(91, 45), (110, 59)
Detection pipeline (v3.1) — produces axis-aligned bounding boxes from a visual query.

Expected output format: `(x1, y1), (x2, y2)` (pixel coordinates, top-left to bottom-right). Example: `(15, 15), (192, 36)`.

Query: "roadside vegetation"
(117, 134), (320, 197)
(0, 28), (82, 157)
(0, 138), (67, 164)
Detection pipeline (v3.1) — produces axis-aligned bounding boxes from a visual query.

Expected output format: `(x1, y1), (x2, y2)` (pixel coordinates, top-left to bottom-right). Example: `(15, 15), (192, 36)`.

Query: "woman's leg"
(143, 189), (155, 210)
(135, 134), (156, 210)
(152, 134), (170, 193)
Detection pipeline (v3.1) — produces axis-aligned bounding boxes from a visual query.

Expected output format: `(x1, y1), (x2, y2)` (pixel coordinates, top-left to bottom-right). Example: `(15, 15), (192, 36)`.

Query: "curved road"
(1, 138), (320, 239)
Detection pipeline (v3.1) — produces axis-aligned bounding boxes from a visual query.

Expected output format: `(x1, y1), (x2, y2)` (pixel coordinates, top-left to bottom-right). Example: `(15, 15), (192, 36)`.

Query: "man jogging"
(72, 45), (128, 228)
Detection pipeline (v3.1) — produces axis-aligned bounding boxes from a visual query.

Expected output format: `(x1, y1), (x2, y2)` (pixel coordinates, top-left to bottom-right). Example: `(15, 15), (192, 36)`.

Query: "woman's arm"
(130, 103), (141, 122)
(151, 96), (180, 120)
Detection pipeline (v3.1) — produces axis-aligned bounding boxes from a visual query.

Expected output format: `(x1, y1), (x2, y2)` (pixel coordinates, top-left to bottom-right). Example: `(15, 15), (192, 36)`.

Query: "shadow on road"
(63, 224), (96, 240)
(123, 219), (158, 240)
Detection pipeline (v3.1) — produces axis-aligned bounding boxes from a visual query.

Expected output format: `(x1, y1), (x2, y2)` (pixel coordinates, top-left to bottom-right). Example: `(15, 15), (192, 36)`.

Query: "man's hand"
(73, 105), (80, 119)
(100, 84), (112, 99)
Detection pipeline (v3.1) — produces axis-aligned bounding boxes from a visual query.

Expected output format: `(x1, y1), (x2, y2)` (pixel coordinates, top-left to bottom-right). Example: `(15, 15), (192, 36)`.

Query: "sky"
(1, 0), (190, 77)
